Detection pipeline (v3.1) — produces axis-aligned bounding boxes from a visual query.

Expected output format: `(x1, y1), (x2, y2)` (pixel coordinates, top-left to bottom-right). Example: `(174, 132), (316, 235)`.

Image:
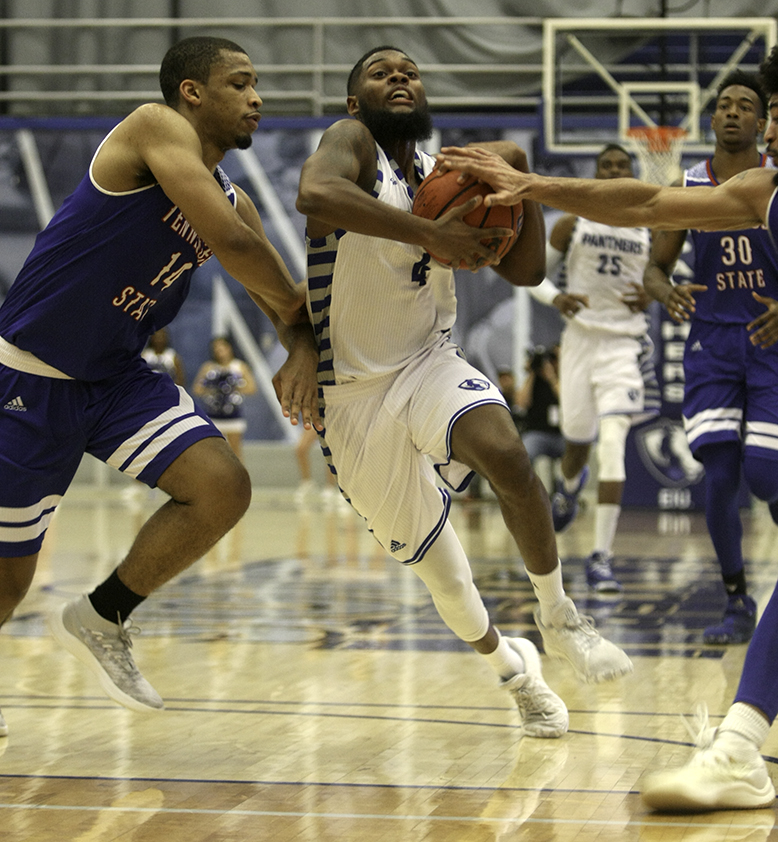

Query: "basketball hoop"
(626, 126), (687, 186)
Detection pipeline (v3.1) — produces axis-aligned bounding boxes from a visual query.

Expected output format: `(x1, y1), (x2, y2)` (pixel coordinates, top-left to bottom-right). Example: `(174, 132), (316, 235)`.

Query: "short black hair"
(159, 36), (248, 107)
(759, 46), (778, 100)
(596, 143), (632, 166)
(716, 69), (768, 117)
(347, 45), (413, 95)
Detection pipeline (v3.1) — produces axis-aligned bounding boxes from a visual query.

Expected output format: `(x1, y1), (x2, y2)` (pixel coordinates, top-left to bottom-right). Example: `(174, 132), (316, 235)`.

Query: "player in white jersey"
(645, 71), (777, 647)
(529, 145), (657, 593)
(297, 46), (633, 741)
(435, 45), (778, 814)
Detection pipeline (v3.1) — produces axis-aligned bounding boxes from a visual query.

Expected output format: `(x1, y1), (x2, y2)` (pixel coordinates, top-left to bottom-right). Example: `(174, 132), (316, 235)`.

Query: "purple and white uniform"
(0, 133), (231, 555)
(681, 155), (778, 460)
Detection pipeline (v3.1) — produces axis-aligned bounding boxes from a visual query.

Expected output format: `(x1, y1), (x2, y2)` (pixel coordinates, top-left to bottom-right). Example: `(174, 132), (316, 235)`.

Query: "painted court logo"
(458, 379), (490, 391)
(3, 396), (26, 412)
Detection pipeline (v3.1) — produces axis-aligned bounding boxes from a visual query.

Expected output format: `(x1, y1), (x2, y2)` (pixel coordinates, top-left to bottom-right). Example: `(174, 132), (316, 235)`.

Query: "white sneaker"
(0, 708), (7, 738)
(534, 597), (633, 683)
(641, 708), (776, 811)
(500, 637), (568, 738)
(48, 595), (164, 712)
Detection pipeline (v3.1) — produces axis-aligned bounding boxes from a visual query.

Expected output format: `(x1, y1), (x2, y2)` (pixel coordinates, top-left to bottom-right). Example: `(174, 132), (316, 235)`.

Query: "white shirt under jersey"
(306, 144), (456, 386)
(563, 218), (651, 336)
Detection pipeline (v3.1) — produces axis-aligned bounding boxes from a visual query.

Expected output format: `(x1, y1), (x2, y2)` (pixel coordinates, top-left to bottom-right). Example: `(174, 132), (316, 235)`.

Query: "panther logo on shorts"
(459, 379), (490, 391)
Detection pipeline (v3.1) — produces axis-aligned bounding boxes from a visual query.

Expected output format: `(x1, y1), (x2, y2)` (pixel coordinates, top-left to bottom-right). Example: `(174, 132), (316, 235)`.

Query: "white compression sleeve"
(596, 414), (631, 482)
(410, 521), (490, 642)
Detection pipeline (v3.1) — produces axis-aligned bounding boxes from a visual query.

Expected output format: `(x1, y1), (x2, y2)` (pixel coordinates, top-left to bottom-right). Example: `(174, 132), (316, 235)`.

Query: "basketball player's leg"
(684, 322), (754, 643)
(0, 555), (37, 737)
(559, 441), (591, 484)
(449, 402), (632, 682)
(585, 336), (646, 588)
(0, 555), (38, 627)
(49, 371), (249, 712)
(642, 584), (778, 811)
(114, 437), (250, 596)
(450, 403), (557, 575)
(551, 324), (598, 530)
(0, 368), (87, 734)
(411, 520), (569, 738)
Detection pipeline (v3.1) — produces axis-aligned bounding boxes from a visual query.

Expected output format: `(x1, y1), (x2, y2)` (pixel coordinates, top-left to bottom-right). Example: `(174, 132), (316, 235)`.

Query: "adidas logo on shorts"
(3, 395), (26, 412)
(390, 540), (406, 553)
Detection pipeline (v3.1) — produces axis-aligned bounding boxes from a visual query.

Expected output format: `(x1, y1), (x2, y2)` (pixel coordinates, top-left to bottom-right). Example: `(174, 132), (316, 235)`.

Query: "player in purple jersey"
(436, 45), (778, 815)
(0, 37), (319, 739)
(644, 71), (778, 646)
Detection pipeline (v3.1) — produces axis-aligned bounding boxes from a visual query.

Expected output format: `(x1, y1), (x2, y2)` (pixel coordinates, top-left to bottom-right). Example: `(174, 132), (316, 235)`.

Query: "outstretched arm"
(436, 146), (773, 232)
(231, 186), (321, 431)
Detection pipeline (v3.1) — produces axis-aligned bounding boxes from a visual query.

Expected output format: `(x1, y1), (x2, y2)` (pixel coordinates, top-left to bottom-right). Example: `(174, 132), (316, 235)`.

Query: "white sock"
(562, 470), (584, 495)
(719, 703), (771, 756)
(525, 563), (566, 626)
(594, 504), (621, 555)
(483, 633), (525, 679)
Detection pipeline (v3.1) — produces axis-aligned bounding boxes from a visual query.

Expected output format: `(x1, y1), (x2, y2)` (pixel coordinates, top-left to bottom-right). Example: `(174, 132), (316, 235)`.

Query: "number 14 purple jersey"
(0, 137), (235, 381)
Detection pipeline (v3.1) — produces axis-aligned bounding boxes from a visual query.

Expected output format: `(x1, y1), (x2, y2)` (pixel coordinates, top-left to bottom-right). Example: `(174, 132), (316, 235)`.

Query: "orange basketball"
(412, 168), (523, 269)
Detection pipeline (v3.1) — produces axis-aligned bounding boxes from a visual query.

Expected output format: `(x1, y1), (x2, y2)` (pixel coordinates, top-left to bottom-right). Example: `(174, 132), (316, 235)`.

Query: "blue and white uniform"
(0, 132), (231, 555)
(681, 155), (778, 459)
(306, 143), (508, 563)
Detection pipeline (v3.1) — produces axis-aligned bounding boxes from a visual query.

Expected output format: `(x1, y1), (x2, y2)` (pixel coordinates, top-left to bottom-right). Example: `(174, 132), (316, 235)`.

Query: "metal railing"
(0, 16), (546, 115)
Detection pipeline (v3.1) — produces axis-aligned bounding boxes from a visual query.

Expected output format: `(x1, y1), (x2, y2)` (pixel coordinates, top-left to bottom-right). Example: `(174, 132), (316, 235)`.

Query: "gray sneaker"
(0, 708), (7, 738)
(501, 637), (569, 738)
(48, 595), (163, 712)
(534, 597), (633, 684)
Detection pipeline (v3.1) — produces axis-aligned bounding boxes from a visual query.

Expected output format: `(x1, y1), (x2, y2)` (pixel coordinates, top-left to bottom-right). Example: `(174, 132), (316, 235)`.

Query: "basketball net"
(626, 125), (687, 186)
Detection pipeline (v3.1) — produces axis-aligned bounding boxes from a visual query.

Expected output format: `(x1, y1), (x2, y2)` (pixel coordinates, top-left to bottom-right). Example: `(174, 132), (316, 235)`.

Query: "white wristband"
(528, 276), (561, 306)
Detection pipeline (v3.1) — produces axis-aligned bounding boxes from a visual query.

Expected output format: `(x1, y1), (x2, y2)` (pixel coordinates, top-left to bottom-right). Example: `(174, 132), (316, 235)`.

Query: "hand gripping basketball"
(412, 168), (523, 269)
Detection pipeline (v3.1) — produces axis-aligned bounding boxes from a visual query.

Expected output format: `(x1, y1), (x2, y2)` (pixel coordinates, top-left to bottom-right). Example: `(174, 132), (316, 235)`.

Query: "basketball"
(412, 168), (523, 269)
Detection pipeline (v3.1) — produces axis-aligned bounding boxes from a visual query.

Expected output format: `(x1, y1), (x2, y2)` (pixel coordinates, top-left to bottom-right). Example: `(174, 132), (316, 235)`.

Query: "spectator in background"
(514, 345), (564, 493)
(194, 336), (257, 462)
(142, 327), (186, 386)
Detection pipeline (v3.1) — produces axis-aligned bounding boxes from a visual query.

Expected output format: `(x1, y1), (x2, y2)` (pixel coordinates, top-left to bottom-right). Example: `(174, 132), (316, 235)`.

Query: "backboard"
(542, 17), (777, 157)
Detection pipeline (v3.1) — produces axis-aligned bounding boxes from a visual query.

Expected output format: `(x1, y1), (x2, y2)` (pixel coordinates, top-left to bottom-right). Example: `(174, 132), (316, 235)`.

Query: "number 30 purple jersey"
(684, 155), (778, 324)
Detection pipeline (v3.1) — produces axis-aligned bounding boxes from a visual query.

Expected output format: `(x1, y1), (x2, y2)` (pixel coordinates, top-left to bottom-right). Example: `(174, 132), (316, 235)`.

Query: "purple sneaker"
(551, 465), (589, 532)
(703, 594), (756, 645)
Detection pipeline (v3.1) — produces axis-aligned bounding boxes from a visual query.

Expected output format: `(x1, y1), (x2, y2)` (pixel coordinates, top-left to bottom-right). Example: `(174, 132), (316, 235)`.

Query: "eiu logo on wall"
(635, 418), (704, 488)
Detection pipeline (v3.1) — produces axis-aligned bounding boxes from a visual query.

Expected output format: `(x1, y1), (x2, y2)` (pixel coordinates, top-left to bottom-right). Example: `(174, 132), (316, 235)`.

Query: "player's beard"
(357, 99), (433, 148)
(235, 133), (253, 150)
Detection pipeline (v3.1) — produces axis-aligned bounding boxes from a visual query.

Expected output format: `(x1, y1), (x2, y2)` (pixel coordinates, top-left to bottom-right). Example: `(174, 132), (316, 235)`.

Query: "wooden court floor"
(1, 479), (778, 841)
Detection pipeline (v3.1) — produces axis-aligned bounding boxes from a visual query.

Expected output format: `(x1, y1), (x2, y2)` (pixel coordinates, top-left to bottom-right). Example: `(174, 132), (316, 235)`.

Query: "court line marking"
(0, 801), (773, 830)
